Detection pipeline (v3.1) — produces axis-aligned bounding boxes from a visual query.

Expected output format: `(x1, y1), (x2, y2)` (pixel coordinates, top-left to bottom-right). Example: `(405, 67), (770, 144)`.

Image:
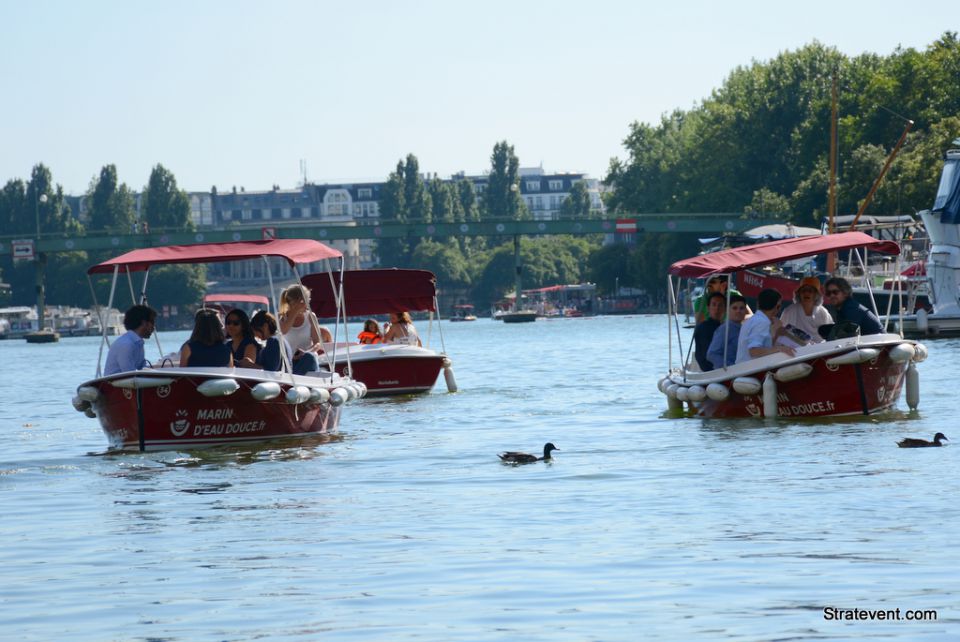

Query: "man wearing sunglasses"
(820, 276), (883, 336)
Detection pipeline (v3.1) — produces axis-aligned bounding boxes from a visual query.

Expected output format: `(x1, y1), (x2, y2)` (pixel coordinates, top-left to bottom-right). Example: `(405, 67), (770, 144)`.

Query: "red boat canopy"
(302, 269), (437, 317)
(669, 231), (901, 278)
(203, 293), (270, 305)
(88, 239), (341, 274)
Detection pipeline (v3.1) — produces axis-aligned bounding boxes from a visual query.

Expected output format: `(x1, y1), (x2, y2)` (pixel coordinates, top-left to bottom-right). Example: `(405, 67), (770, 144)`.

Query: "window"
(252, 209), (263, 220)
(291, 207), (303, 218)
(549, 180), (563, 191)
(231, 209), (242, 221)
(358, 188), (372, 199)
(526, 181), (541, 192)
(271, 208), (281, 219)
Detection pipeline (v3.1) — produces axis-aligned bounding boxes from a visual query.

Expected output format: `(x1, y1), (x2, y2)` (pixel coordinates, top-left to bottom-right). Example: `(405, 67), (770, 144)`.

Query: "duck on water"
(498, 443), (559, 464)
(897, 432), (948, 448)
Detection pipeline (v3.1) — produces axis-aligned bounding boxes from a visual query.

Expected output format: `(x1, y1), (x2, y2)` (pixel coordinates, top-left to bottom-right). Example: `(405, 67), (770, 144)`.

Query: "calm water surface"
(2, 316), (958, 641)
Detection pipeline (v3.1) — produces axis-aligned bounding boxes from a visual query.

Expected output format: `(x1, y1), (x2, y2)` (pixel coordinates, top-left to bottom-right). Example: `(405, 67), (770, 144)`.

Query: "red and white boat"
(72, 239), (365, 451)
(302, 268), (457, 396)
(659, 231), (928, 418)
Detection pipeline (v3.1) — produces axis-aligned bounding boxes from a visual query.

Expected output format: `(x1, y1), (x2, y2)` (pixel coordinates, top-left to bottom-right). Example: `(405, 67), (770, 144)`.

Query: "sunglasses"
(825, 289), (842, 296)
(225, 319), (241, 326)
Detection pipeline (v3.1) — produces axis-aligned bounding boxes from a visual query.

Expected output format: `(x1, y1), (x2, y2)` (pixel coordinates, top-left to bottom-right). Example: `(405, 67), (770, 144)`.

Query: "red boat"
(72, 239), (365, 451)
(660, 232), (928, 418)
(302, 269), (456, 396)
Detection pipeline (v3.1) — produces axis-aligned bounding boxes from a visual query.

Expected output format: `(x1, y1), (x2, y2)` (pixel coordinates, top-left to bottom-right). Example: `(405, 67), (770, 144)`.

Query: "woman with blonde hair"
(383, 311), (421, 347)
(279, 284), (332, 375)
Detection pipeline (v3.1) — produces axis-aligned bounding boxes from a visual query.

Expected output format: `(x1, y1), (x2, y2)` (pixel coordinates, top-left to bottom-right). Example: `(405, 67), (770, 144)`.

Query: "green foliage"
(744, 188), (791, 217)
(560, 180), (594, 218)
(484, 141), (528, 220)
(145, 264), (207, 309)
(606, 33), (960, 227)
(143, 164), (192, 231)
(87, 164), (135, 233)
(410, 239), (471, 289)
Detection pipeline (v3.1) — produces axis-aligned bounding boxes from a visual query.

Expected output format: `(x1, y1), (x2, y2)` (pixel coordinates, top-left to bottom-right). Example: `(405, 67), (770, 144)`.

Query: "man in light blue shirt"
(736, 289), (796, 364)
(103, 305), (157, 376)
(707, 295), (748, 369)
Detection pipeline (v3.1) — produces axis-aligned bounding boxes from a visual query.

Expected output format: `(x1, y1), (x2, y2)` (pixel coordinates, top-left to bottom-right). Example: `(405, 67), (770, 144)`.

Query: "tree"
(744, 188), (791, 218)
(560, 180), (593, 218)
(142, 164), (192, 231)
(484, 141), (527, 220)
(87, 164), (135, 233)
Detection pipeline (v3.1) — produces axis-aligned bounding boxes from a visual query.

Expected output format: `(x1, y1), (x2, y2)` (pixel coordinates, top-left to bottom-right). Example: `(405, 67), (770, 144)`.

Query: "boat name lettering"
(743, 273), (764, 287)
(197, 408), (235, 420)
(193, 420), (266, 436)
(777, 400), (836, 416)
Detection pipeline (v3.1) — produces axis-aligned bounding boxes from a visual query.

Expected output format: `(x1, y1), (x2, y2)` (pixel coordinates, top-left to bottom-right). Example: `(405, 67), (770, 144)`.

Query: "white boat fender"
(110, 376), (175, 389)
(657, 377), (671, 394)
(77, 386), (100, 402)
(912, 343), (928, 363)
(686, 385), (706, 402)
(197, 378), (240, 397)
(342, 385), (358, 401)
(732, 377), (762, 396)
(84, 407), (97, 418)
(309, 387), (331, 404)
(826, 348), (879, 366)
(888, 343), (916, 364)
(906, 362), (920, 410)
(666, 383), (680, 399)
(762, 373), (778, 418)
(329, 387), (349, 406)
(355, 382), (368, 397)
(443, 363), (458, 393)
(706, 383), (730, 401)
(72, 395), (91, 412)
(774, 362), (813, 382)
(675, 386), (690, 402)
(285, 385), (311, 404)
(251, 382), (282, 401)
(916, 308), (929, 333)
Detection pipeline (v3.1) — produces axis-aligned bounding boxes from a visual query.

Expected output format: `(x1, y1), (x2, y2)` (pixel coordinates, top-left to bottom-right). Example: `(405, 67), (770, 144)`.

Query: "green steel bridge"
(1, 213), (780, 257)
(1, 213), (781, 330)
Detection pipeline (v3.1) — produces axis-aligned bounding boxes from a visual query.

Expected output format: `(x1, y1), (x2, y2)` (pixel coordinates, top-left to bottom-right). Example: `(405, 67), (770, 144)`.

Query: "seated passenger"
(104, 304), (157, 376)
(251, 310), (293, 372)
(820, 276), (883, 337)
(358, 318), (383, 344)
(778, 277), (832, 346)
(693, 292), (725, 371)
(224, 308), (259, 367)
(279, 284), (330, 375)
(180, 309), (233, 368)
(383, 311), (422, 347)
(707, 295), (749, 369)
(736, 288), (796, 363)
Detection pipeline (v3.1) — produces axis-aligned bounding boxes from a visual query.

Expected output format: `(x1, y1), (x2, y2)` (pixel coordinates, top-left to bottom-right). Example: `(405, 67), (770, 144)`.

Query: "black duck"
(897, 432), (948, 448)
(498, 442), (559, 464)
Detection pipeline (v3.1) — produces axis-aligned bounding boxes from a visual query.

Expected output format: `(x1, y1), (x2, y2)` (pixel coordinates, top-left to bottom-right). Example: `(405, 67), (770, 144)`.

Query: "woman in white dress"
(383, 311), (422, 347)
(778, 276), (832, 346)
(279, 284), (332, 374)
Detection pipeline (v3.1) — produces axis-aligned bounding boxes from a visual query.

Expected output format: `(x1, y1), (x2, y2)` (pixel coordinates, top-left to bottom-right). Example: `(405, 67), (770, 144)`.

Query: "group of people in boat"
(693, 275), (883, 372)
(103, 283), (423, 376)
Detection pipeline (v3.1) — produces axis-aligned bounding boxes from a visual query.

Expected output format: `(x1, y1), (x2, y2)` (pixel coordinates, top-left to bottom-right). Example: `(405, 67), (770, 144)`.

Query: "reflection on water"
(1, 319), (957, 641)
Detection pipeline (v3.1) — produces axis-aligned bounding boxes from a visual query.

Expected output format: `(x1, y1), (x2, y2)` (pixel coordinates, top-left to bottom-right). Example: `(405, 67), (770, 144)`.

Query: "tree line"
(0, 164), (203, 309)
(600, 32), (960, 299)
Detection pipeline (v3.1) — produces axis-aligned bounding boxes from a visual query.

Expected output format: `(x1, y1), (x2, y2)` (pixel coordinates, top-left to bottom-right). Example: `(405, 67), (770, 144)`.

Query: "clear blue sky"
(1, 0), (955, 195)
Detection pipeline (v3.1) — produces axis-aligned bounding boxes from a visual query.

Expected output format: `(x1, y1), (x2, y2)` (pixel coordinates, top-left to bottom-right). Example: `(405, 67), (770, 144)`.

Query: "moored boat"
(72, 239), (365, 451)
(450, 304), (477, 322)
(659, 231), (927, 418)
(302, 268), (457, 396)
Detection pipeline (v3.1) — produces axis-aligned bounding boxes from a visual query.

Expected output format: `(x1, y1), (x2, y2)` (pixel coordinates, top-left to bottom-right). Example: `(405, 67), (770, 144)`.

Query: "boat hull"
(80, 369), (345, 451)
(663, 337), (919, 418)
(328, 344), (445, 395)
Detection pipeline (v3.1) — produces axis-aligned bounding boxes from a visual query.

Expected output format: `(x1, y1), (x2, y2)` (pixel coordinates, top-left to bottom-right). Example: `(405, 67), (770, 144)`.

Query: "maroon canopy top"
(88, 239), (341, 274)
(669, 231), (901, 278)
(302, 269), (437, 317)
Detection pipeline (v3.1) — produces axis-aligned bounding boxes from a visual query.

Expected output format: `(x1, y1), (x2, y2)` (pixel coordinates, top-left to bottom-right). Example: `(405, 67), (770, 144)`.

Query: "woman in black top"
(251, 310), (293, 372)
(180, 309), (233, 368)
(224, 308), (259, 367)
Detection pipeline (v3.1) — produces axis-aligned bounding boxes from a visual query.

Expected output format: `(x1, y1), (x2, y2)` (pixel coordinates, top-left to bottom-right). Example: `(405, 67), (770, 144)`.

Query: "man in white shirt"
(103, 305), (157, 376)
(736, 289), (795, 364)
